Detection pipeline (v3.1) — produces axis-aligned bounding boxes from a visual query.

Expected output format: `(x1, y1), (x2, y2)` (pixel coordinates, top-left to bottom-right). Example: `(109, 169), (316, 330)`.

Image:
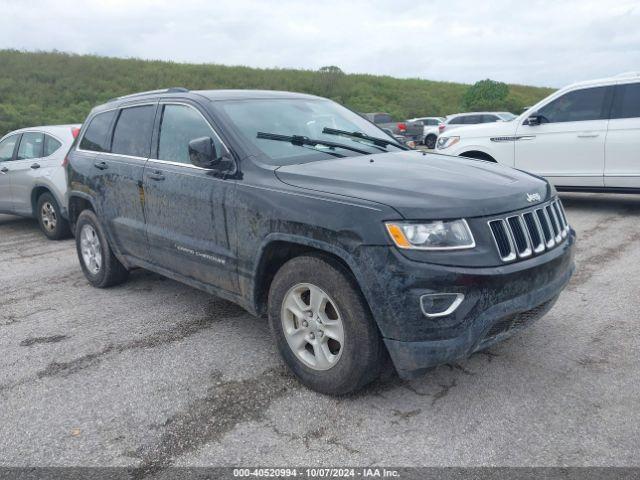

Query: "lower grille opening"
(484, 297), (556, 340)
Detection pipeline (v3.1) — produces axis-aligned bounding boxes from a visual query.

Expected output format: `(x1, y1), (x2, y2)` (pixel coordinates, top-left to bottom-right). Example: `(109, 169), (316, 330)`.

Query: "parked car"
(0, 124), (80, 238)
(66, 89), (575, 394)
(406, 116), (445, 149)
(439, 111), (516, 135)
(436, 73), (640, 191)
(364, 112), (423, 143)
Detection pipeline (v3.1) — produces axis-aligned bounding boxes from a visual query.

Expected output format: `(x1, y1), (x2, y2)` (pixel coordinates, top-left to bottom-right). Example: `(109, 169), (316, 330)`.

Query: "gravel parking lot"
(1, 193), (639, 469)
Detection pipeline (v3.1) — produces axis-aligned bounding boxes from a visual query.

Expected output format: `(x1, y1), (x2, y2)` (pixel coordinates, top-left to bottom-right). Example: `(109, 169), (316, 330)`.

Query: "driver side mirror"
(188, 137), (220, 169)
(526, 112), (541, 126)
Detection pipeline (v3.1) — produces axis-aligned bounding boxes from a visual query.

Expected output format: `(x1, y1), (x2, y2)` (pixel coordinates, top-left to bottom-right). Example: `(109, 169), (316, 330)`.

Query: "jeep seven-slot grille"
(488, 199), (569, 263)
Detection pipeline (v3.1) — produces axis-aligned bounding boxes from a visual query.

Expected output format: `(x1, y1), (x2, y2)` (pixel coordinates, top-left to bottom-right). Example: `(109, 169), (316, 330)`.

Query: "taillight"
(62, 155), (69, 167)
(438, 123), (446, 132)
(71, 127), (81, 138)
(397, 122), (407, 132)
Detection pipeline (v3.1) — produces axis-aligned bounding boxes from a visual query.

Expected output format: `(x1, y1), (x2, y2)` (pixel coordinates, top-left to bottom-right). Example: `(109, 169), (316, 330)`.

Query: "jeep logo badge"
(526, 193), (541, 203)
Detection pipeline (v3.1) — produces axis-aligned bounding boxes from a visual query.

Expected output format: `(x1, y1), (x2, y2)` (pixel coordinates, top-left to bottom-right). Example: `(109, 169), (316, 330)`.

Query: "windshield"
(216, 98), (404, 165)
(497, 112), (517, 121)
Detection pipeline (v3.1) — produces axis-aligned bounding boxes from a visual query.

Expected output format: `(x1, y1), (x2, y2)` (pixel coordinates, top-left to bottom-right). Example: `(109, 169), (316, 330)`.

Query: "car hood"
(442, 120), (518, 138)
(275, 150), (552, 219)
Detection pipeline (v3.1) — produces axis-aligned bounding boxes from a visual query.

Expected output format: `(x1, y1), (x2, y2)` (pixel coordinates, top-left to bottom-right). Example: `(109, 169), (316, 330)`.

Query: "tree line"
(0, 50), (554, 136)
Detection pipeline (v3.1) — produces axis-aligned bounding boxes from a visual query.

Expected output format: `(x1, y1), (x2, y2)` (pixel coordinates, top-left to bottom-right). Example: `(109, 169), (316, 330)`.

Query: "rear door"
(0, 133), (20, 212)
(605, 81), (640, 188)
(515, 85), (612, 187)
(97, 103), (157, 260)
(142, 101), (238, 293)
(11, 131), (45, 215)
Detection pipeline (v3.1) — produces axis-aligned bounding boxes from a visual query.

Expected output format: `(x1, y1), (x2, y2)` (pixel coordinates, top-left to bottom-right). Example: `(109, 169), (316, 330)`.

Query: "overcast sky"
(1, 0), (638, 87)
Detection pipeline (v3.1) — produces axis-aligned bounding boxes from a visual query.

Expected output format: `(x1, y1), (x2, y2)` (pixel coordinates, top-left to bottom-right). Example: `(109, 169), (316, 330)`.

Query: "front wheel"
(424, 134), (437, 149)
(268, 255), (385, 395)
(75, 209), (129, 288)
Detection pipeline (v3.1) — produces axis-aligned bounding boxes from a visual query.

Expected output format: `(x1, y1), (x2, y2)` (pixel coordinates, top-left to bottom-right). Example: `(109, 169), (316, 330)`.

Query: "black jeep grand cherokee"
(66, 88), (575, 394)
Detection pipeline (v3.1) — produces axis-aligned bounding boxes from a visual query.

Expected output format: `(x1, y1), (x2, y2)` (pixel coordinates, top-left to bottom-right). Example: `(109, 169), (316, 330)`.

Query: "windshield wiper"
(256, 132), (371, 155)
(322, 127), (409, 150)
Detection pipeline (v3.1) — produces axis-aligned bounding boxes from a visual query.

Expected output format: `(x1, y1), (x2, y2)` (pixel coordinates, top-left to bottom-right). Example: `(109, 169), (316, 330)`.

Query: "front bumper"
(355, 231), (575, 378)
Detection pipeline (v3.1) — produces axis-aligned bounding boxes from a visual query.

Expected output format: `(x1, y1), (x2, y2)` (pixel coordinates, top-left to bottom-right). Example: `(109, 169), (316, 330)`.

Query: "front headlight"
(436, 136), (460, 149)
(385, 219), (475, 250)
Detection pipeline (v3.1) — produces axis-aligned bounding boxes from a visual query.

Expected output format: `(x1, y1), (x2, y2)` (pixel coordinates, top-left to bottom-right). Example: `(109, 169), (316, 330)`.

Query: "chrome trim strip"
(546, 205), (563, 243)
(147, 158), (210, 171)
(420, 293), (465, 318)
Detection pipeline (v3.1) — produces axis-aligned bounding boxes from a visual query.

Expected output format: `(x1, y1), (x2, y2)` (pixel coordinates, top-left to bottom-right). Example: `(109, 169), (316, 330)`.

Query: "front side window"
(537, 86), (609, 123)
(80, 110), (117, 152)
(17, 132), (44, 160)
(481, 115), (499, 123)
(158, 104), (225, 165)
(0, 134), (19, 161)
(44, 135), (62, 157)
(610, 82), (640, 119)
(111, 105), (156, 157)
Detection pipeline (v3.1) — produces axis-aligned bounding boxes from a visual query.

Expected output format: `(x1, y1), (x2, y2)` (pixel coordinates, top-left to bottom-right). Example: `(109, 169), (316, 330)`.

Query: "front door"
(0, 133), (19, 213)
(515, 85), (611, 188)
(143, 102), (238, 293)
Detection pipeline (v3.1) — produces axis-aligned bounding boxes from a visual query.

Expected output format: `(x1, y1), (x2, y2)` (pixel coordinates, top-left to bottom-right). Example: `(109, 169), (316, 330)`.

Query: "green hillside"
(0, 50), (554, 136)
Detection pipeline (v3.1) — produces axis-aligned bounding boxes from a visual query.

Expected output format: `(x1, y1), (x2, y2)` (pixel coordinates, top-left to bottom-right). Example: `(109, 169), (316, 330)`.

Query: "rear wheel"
(75, 209), (128, 288)
(36, 192), (71, 240)
(268, 255), (384, 395)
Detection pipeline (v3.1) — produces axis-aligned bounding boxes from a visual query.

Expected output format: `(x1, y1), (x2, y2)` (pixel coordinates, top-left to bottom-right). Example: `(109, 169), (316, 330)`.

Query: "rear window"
(111, 105), (156, 158)
(80, 110), (117, 152)
(611, 82), (640, 119)
(373, 114), (393, 123)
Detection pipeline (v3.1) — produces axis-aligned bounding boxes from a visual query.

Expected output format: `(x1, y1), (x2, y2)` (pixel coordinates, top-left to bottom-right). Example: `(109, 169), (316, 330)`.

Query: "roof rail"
(107, 87), (189, 102)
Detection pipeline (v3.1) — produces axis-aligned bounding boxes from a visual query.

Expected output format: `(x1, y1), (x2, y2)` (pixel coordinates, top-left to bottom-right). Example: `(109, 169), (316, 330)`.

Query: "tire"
(75, 209), (129, 288)
(36, 192), (71, 240)
(268, 254), (384, 395)
(424, 134), (437, 149)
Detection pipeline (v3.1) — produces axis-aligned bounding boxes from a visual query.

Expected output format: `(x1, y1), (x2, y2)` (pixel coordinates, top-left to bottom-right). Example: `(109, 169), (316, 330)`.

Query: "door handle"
(94, 161), (108, 170)
(0, 167), (8, 174)
(577, 133), (599, 138)
(148, 171), (165, 181)
(30, 163), (40, 169)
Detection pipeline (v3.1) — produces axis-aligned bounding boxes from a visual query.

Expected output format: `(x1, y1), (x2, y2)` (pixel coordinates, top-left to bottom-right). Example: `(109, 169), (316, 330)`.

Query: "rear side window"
(538, 86), (609, 123)
(449, 116), (465, 125)
(158, 104), (225, 165)
(0, 134), (19, 161)
(111, 105), (156, 158)
(80, 110), (117, 152)
(17, 132), (44, 160)
(611, 83), (640, 119)
(44, 135), (62, 156)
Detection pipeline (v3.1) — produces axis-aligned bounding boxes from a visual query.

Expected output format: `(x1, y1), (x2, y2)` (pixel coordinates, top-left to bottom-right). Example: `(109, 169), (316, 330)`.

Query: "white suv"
(436, 73), (640, 192)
